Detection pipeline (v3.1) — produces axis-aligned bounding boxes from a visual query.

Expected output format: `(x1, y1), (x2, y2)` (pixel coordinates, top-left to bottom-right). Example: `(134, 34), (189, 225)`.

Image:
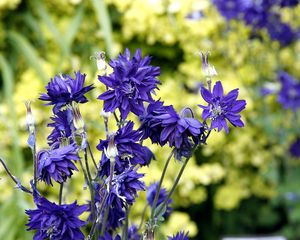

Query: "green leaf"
(154, 202), (167, 223)
(0, 54), (24, 174)
(7, 31), (48, 84)
(91, 0), (114, 56)
(64, 5), (84, 49)
(31, 0), (66, 53)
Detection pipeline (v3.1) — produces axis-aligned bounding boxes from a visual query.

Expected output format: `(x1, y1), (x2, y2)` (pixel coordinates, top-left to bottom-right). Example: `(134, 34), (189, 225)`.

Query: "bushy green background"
(1, 0), (300, 239)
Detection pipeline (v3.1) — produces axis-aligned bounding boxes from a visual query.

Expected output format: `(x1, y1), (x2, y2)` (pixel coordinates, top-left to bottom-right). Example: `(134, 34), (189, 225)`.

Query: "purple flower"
(26, 188), (87, 240)
(37, 143), (79, 185)
(168, 231), (189, 240)
(289, 137), (300, 158)
(266, 20), (296, 45)
(47, 109), (74, 147)
(98, 48), (160, 120)
(146, 182), (172, 218)
(212, 0), (249, 20)
(277, 71), (300, 111)
(110, 167), (145, 205)
(40, 71), (94, 113)
(199, 81), (246, 133)
(97, 121), (154, 177)
(140, 101), (204, 160)
(279, 0), (299, 7)
(128, 225), (141, 240)
(139, 100), (171, 144)
(98, 233), (121, 240)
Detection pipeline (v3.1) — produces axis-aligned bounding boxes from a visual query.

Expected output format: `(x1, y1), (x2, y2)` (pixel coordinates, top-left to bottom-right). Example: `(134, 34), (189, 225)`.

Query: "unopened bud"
(25, 101), (35, 134)
(91, 51), (107, 72)
(104, 137), (118, 162)
(71, 102), (85, 134)
(100, 109), (111, 118)
(199, 52), (217, 78)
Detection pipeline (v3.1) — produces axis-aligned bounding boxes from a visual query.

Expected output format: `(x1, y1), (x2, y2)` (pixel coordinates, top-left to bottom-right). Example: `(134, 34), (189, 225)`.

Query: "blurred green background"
(1, 0), (300, 239)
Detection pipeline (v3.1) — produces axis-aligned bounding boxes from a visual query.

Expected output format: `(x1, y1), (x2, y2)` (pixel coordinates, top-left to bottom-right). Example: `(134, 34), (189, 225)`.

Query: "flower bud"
(71, 102), (85, 134)
(200, 52), (217, 78)
(25, 101), (35, 134)
(100, 109), (111, 118)
(104, 137), (118, 162)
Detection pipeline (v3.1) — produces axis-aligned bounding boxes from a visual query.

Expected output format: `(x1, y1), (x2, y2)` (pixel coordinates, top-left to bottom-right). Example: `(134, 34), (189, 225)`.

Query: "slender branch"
(32, 140), (37, 185)
(155, 157), (191, 218)
(0, 158), (32, 194)
(150, 149), (174, 221)
(138, 204), (148, 231)
(59, 182), (64, 205)
(122, 205), (129, 240)
(87, 141), (98, 171)
(84, 148), (96, 223)
(88, 161), (115, 239)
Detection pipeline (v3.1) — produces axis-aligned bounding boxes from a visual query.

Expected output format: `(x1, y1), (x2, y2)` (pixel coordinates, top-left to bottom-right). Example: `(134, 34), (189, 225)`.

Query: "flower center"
(210, 104), (223, 120)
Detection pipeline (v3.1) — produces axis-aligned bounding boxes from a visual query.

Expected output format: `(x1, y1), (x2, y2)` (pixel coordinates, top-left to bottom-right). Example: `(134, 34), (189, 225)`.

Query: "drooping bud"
(100, 109), (111, 118)
(25, 101), (36, 149)
(25, 101), (35, 134)
(104, 137), (118, 162)
(200, 51), (217, 78)
(90, 51), (107, 74)
(71, 102), (85, 135)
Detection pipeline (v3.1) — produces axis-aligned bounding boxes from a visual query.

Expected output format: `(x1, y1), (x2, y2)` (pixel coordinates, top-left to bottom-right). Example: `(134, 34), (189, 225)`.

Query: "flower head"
(199, 81), (246, 133)
(168, 231), (189, 240)
(98, 48), (160, 119)
(97, 121), (154, 177)
(26, 188), (87, 240)
(289, 137), (300, 158)
(146, 182), (172, 218)
(277, 71), (300, 111)
(128, 225), (141, 240)
(47, 109), (74, 147)
(40, 71), (94, 113)
(37, 143), (79, 185)
(110, 167), (145, 205)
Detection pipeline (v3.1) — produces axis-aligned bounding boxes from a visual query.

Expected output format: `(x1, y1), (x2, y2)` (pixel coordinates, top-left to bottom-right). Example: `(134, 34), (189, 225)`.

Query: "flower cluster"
(26, 185), (87, 240)
(98, 48), (160, 120)
(213, 0), (299, 45)
(0, 48), (246, 240)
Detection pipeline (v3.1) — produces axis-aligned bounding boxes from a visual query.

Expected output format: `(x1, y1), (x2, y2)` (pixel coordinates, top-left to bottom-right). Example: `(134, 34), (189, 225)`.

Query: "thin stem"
(113, 112), (120, 124)
(88, 161), (115, 239)
(32, 139), (37, 186)
(59, 182), (64, 205)
(100, 207), (109, 236)
(150, 149), (174, 221)
(155, 157), (191, 218)
(138, 204), (148, 231)
(87, 141), (98, 171)
(122, 205), (129, 240)
(0, 158), (32, 194)
(84, 148), (96, 224)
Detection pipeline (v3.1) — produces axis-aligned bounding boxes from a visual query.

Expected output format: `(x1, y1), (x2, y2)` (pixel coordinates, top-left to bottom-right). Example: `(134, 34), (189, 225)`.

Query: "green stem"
(155, 157), (191, 218)
(87, 141), (98, 171)
(59, 183), (64, 205)
(121, 205), (129, 240)
(138, 204), (148, 231)
(150, 149), (174, 221)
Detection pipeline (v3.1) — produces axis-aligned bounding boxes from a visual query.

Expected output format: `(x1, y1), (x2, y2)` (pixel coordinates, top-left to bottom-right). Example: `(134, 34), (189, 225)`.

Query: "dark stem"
(150, 149), (174, 221)
(155, 157), (191, 218)
(100, 207), (109, 236)
(88, 161), (115, 240)
(87, 141), (98, 173)
(122, 205), (129, 240)
(32, 137), (37, 186)
(59, 182), (64, 205)
(84, 148), (96, 222)
(0, 158), (32, 194)
(138, 204), (148, 231)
